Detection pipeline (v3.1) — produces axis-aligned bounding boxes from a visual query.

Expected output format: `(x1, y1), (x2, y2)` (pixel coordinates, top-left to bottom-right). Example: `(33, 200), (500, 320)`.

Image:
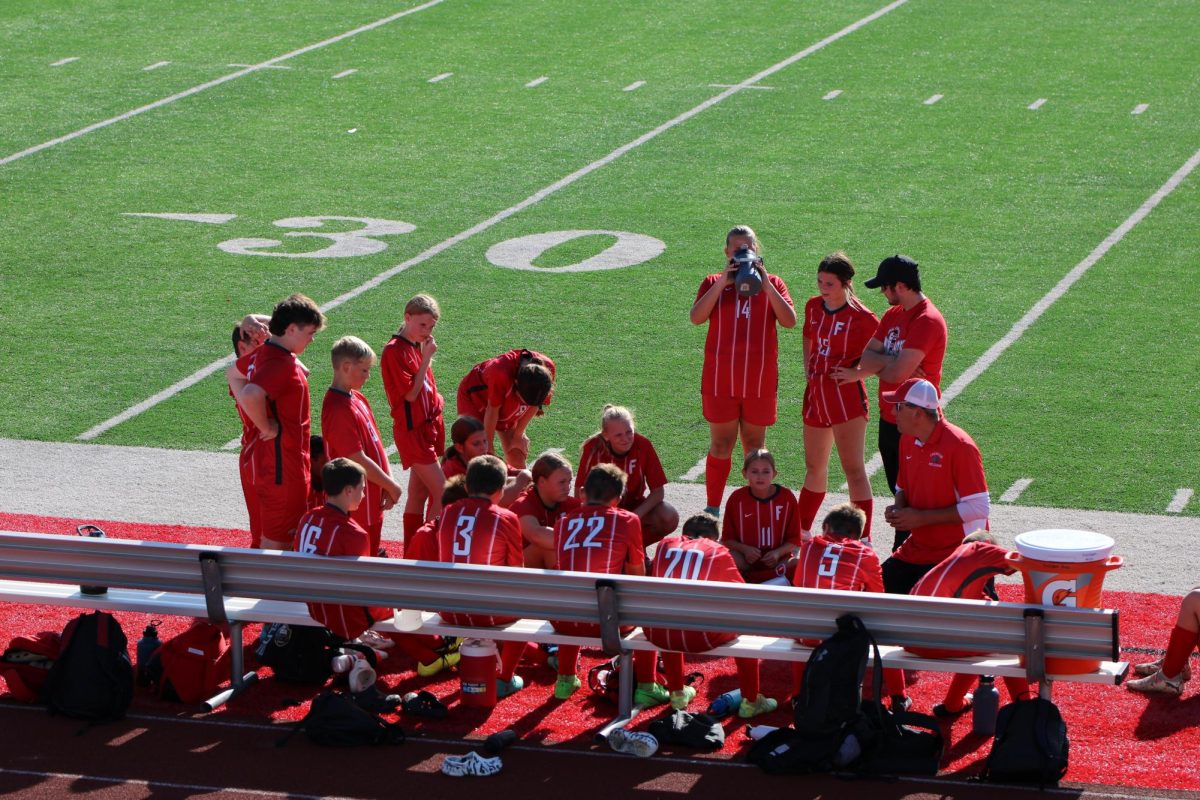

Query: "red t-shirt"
(459, 349), (556, 430)
(510, 485), (581, 530)
(911, 540), (1013, 600)
(576, 433), (668, 510)
(792, 535), (884, 593)
(436, 497), (523, 567)
(380, 334), (444, 431)
(721, 485), (802, 554)
(246, 341), (311, 493)
(646, 535), (744, 651)
(697, 273), (793, 399)
(321, 387), (390, 549)
(873, 298), (947, 423)
(894, 419), (989, 565)
(553, 504), (644, 574)
(295, 503), (388, 639)
(406, 517), (440, 561)
(232, 349), (260, 477)
(803, 296), (878, 378)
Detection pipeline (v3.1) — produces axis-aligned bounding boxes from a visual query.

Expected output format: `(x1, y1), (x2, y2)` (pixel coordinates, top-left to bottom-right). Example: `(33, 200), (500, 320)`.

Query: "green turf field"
(0, 0), (1196, 516)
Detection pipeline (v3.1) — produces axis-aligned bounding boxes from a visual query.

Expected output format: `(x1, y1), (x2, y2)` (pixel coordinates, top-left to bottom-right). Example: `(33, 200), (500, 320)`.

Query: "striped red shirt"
(510, 485), (581, 529)
(321, 387), (390, 552)
(697, 273), (793, 399)
(721, 485), (802, 553)
(436, 497), (523, 627)
(644, 536), (743, 652)
(458, 349), (556, 430)
(792, 535), (884, 593)
(576, 433), (668, 510)
(246, 341), (311, 493)
(553, 505), (644, 574)
(911, 541), (1013, 600)
(380, 334), (444, 431)
(295, 503), (388, 639)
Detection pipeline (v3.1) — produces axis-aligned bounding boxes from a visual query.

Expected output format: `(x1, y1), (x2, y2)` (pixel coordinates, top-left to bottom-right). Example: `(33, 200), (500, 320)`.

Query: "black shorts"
(882, 557), (936, 595)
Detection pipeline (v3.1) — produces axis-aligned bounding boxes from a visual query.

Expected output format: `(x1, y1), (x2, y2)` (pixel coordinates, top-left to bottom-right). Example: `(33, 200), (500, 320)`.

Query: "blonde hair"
(405, 293), (441, 319)
(330, 335), (375, 368)
(725, 224), (761, 253)
(598, 404), (635, 437)
(821, 502), (867, 539)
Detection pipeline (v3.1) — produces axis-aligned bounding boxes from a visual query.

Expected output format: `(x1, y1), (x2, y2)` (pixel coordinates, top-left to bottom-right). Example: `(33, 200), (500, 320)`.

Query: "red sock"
(792, 663), (806, 697)
(1163, 625), (1200, 678)
(522, 641), (548, 666)
(798, 488), (825, 534)
(402, 513), (423, 549)
(1002, 676), (1031, 702)
(943, 673), (974, 711)
(705, 455), (732, 509)
(634, 651), (658, 684)
(391, 633), (441, 665)
(736, 658), (760, 699)
(883, 667), (906, 698)
(662, 652), (685, 691)
(851, 497), (874, 539)
(498, 640), (525, 681)
(557, 645), (581, 677)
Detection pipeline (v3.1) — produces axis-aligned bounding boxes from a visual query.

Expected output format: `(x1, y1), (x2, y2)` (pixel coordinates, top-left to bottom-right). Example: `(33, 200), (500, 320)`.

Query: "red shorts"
(255, 480), (308, 546)
(803, 377), (869, 428)
(239, 462), (261, 548)
(393, 416), (445, 470)
(644, 628), (736, 653)
(440, 612), (517, 628)
(702, 394), (777, 427)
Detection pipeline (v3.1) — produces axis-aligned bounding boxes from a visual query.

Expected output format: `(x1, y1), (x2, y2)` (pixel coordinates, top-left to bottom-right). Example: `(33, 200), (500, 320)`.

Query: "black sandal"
(402, 690), (448, 720)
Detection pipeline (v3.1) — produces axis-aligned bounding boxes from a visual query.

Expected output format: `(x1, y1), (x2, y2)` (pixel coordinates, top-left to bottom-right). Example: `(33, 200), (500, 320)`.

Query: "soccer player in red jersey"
(834, 255), (947, 553)
(907, 532), (1029, 716)
(436, 454), (528, 697)
(690, 225), (797, 517)
(511, 452), (580, 568)
(380, 294), (445, 548)
(322, 336), (403, 557)
(1127, 587), (1200, 697)
(880, 378), (990, 595)
(576, 405), (678, 544)
(407, 476), (469, 562)
(456, 348), (555, 469)
(799, 253), (880, 539)
(227, 313), (269, 547)
(550, 465), (661, 704)
(234, 294), (325, 550)
(721, 450), (801, 583)
(645, 514), (778, 718)
(441, 416), (531, 506)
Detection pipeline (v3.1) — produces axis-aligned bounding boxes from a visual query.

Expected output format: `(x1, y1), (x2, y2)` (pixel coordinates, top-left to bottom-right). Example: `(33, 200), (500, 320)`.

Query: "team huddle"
(222, 223), (1130, 718)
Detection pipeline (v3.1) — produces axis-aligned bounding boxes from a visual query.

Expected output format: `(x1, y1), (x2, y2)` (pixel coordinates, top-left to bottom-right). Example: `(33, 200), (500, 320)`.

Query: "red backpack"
(151, 621), (232, 704)
(1, 631), (61, 703)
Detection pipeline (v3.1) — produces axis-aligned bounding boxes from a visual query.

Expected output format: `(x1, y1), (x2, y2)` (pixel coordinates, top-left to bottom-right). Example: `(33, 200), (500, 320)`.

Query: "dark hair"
(897, 274), (922, 293)
(309, 435), (327, 491)
(531, 452), (571, 484)
(742, 448), (776, 473)
(583, 464), (626, 505)
(818, 251), (867, 307)
(231, 324), (244, 356)
(466, 454), (507, 496)
(443, 416), (485, 466)
(322, 457), (365, 497)
(682, 513), (720, 540)
(515, 359), (553, 407)
(268, 293), (325, 336)
(821, 502), (866, 539)
(441, 474), (469, 506)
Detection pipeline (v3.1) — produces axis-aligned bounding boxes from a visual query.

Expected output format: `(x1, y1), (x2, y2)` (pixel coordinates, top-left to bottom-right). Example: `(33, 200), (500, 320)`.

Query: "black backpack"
(255, 624), (342, 683)
(44, 611), (134, 724)
(981, 697), (1069, 786)
(277, 691), (405, 747)
(855, 631), (943, 776)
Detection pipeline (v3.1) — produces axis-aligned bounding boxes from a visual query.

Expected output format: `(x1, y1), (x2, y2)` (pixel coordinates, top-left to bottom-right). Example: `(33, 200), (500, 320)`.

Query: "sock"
(662, 652), (685, 692)
(497, 640), (526, 682)
(402, 513), (423, 550)
(1002, 676), (1032, 702)
(634, 651), (658, 684)
(792, 663), (806, 698)
(1163, 625), (1200, 678)
(392, 633), (441, 665)
(736, 658), (760, 699)
(521, 641), (548, 666)
(705, 455), (732, 510)
(851, 497), (874, 539)
(943, 673), (974, 711)
(883, 668), (906, 698)
(797, 488), (825, 535)
(557, 645), (581, 677)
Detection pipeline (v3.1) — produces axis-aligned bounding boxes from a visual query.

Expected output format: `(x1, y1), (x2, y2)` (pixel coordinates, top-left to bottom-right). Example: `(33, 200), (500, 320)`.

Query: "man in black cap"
(832, 254), (947, 553)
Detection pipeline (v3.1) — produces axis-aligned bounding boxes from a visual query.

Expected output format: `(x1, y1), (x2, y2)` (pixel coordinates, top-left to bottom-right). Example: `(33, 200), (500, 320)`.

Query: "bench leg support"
(204, 621), (259, 712)
(595, 650), (636, 742)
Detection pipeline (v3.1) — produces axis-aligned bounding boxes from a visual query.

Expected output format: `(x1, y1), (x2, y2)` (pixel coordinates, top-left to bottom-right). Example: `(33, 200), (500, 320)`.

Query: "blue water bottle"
(707, 688), (742, 717)
(136, 621), (162, 686)
(972, 675), (999, 737)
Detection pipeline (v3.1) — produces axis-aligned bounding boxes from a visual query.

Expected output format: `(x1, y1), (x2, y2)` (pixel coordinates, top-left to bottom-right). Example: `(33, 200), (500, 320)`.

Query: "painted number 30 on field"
(123, 213), (665, 272)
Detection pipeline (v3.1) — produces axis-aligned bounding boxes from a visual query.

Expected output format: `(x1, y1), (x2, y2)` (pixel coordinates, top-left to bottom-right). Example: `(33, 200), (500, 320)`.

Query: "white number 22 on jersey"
(452, 514), (477, 557)
(563, 516), (605, 550)
(661, 547), (704, 581)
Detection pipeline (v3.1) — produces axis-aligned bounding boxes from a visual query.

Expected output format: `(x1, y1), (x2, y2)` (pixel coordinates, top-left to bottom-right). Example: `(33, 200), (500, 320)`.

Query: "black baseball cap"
(864, 254), (919, 288)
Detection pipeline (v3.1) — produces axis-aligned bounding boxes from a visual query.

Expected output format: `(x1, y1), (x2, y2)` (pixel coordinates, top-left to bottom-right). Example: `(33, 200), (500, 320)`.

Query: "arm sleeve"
(956, 492), (991, 532)
(483, 359), (511, 407)
(576, 439), (596, 494)
(503, 515), (524, 567)
(863, 550), (885, 593)
(248, 357), (287, 400)
(770, 275), (794, 307)
(801, 299), (815, 340)
(379, 346), (415, 409)
(782, 494), (802, 546)
(720, 498), (738, 543)
(625, 515), (645, 566)
(695, 274), (719, 302)
(642, 441), (668, 491)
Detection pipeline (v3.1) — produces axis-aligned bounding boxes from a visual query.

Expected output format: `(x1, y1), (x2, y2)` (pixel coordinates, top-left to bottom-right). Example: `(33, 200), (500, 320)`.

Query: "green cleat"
(634, 681), (670, 707)
(669, 686), (697, 710)
(738, 694), (779, 718)
(496, 675), (524, 698)
(554, 674), (582, 700)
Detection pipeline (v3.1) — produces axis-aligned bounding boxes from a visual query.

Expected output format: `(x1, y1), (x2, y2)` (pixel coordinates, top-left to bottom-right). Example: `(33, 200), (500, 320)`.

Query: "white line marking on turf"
(999, 478), (1033, 503)
(123, 212), (237, 224)
(525, 76), (549, 88)
(623, 80), (645, 92)
(428, 71), (453, 83)
(332, 69), (358, 79)
(51, 57), (80, 67)
(143, 61), (171, 72)
(77, 0), (911, 441)
(1028, 97), (1047, 110)
(1132, 103), (1149, 115)
(923, 93), (943, 105)
(1166, 488), (1193, 514)
(679, 457), (707, 482)
(0, 768), (354, 800)
(0, 0), (448, 169)
(823, 89), (843, 100)
(227, 63), (292, 70)
(709, 83), (775, 90)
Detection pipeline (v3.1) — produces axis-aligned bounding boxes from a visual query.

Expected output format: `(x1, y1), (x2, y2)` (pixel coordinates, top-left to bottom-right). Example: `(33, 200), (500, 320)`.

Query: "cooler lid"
(1013, 529), (1115, 563)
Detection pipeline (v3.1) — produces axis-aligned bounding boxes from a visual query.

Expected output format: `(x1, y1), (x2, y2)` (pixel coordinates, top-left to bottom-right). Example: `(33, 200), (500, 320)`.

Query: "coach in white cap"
(879, 378), (990, 595)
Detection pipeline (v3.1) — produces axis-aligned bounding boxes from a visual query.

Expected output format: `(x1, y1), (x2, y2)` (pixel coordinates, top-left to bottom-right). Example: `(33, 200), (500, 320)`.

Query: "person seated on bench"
(436, 454), (528, 698)
(549, 464), (663, 705)
(407, 476), (469, 561)
(512, 452), (580, 568)
(907, 531), (1030, 716)
(1126, 586), (1200, 697)
(721, 449), (801, 583)
(644, 513), (778, 717)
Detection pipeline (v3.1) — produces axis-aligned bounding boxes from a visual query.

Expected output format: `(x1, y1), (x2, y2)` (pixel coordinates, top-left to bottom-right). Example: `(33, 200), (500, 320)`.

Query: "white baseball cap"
(881, 378), (940, 410)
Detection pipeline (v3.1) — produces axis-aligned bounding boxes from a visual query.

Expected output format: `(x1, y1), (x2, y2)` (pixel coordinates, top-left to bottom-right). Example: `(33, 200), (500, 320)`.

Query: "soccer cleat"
(496, 674), (524, 698)
(890, 695), (912, 713)
(634, 681), (670, 707)
(737, 694), (779, 718)
(669, 685), (697, 710)
(438, 636), (465, 655)
(356, 629), (395, 650)
(1133, 657), (1191, 681)
(441, 751), (503, 777)
(1126, 669), (1184, 696)
(417, 650), (461, 677)
(933, 693), (973, 718)
(607, 728), (659, 758)
(554, 674), (582, 700)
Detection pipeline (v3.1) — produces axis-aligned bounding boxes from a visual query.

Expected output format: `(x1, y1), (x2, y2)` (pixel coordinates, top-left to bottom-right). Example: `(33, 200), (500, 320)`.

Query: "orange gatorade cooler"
(458, 639), (499, 708)
(1007, 529), (1122, 674)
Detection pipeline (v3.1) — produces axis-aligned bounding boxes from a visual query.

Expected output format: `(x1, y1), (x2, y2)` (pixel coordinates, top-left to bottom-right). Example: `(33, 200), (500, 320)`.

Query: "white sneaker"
(1126, 669), (1184, 696)
(1133, 657), (1191, 681)
(607, 728), (659, 758)
(356, 629), (395, 650)
(441, 751), (503, 777)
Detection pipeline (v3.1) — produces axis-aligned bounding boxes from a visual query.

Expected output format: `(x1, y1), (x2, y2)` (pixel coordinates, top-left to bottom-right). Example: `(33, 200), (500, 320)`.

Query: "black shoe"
(353, 684), (403, 713)
(484, 729), (517, 755)
(932, 695), (973, 719)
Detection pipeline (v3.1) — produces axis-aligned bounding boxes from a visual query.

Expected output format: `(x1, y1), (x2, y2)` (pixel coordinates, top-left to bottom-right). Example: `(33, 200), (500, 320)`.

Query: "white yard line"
(623, 80), (645, 92)
(332, 69), (358, 79)
(1028, 97), (1047, 110)
(1166, 488), (1193, 514)
(143, 61), (171, 72)
(50, 57), (80, 67)
(923, 93), (943, 105)
(77, 0), (912, 442)
(1131, 103), (1149, 115)
(428, 71), (453, 83)
(709, 83), (774, 90)
(0, 0), (448, 169)
(999, 478), (1034, 503)
(228, 63), (291, 70)
(525, 75), (549, 88)
(822, 89), (843, 100)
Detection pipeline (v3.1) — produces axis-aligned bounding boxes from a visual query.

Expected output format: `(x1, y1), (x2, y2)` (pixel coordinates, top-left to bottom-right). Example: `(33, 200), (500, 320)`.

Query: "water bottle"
(972, 675), (1000, 737)
(706, 688), (742, 717)
(136, 621), (162, 686)
(77, 524), (108, 595)
(731, 247), (763, 297)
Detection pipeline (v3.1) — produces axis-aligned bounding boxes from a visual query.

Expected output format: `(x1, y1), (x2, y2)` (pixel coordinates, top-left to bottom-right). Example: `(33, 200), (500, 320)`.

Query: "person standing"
(456, 349), (555, 469)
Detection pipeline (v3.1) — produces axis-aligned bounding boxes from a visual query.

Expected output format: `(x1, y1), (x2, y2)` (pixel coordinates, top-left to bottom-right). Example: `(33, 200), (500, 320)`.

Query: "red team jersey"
(436, 498), (523, 627)
(908, 540), (1013, 658)
(406, 517), (441, 561)
(894, 419), (989, 566)
(380, 334), (445, 466)
(792, 535), (884, 593)
(644, 536), (743, 652)
(245, 341), (312, 491)
(802, 297), (879, 427)
(294, 503), (389, 639)
(232, 349), (261, 542)
(696, 273), (793, 399)
(457, 349), (556, 432)
(873, 298), (947, 424)
(575, 433), (668, 510)
(721, 485), (802, 581)
(509, 485), (581, 530)
(552, 504), (645, 637)
(321, 387), (390, 554)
